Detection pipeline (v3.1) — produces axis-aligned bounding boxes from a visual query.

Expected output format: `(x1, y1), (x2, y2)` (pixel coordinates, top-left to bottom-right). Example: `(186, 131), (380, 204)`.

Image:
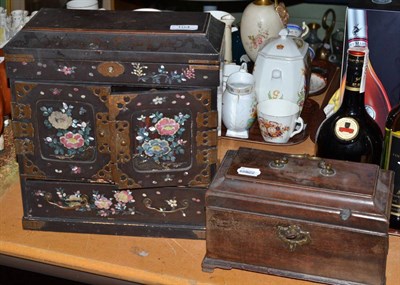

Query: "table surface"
(1, 91), (400, 285)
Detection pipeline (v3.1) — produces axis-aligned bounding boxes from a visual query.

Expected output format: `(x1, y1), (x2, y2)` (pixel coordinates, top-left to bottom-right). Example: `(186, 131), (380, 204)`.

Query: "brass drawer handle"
(44, 192), (89, 210)
(277, 225), (311, 251)
(143, 197), (189, 216)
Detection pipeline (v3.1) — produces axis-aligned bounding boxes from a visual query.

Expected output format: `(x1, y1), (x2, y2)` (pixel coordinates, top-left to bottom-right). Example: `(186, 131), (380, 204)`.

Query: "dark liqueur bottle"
(315, 47), (383, 165)
(346, 8), (391, 133)
(381, 103), (400, 230)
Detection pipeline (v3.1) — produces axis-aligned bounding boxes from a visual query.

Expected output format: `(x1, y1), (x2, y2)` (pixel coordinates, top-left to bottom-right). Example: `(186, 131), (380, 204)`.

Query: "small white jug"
(222, 63), (256, 139)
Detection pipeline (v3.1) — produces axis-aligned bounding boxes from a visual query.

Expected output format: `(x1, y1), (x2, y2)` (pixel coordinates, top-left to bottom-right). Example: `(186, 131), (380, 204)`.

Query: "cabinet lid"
(4, 8), (224, 64)
(208, 148), (393, 234)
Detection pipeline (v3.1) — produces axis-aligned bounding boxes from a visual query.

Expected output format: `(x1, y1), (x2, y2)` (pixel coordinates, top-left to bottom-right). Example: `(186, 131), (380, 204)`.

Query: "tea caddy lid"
(258, 28), (309, 60)
(209, 147), (393, 234)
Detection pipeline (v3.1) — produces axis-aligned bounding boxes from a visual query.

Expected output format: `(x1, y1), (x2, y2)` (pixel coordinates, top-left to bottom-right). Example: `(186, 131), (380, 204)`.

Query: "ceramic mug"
(257, 99), (304, 143)
(222, 63), (256, 139)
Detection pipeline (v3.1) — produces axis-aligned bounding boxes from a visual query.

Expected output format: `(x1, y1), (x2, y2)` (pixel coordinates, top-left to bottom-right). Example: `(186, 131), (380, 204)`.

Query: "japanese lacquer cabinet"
(4, 8), (224, 239)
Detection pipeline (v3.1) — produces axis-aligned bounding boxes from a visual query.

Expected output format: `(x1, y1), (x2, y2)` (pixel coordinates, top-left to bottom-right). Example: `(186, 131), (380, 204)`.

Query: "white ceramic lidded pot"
(253, 28), (311, 112)
(222, 63), (257, 139)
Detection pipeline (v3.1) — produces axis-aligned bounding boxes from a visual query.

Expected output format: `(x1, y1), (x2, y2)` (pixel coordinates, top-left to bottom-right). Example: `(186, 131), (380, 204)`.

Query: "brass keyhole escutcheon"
(277, 224), (311, 251)
(97, 61), (125, 77)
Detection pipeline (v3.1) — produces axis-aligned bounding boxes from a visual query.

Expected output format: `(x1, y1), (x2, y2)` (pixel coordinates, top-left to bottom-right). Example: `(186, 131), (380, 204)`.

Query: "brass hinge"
(196, 111), (218, 128)
(5, 54), (35, 63)
(196, 147), (218, 165)
(12, 121), (34, 138)
(196, 130), (218, 147)
(12, 103), (32, 120)
(96, 112), (111, 154)
(15, 138), (34, 155)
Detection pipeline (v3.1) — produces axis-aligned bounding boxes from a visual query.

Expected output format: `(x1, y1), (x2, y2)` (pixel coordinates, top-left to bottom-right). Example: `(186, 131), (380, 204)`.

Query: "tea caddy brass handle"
(44, 192), (89, 210)
(269, 154), (336, 176)
(277, 224), (311, 252)
(318, 160), (336, 176)
(269, 156), (289, 169)
(269, 154), (314, 169)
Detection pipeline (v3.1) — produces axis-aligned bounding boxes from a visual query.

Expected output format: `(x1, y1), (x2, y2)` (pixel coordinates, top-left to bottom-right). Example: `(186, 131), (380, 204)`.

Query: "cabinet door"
(110, 87), (218, 189)
(11, 81), (112, 182)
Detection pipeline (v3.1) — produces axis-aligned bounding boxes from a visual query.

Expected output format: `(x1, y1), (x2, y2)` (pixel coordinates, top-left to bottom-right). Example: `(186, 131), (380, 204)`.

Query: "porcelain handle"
(289, 116), (304, 138)
(239, 62), (248, 73)
(301, 21), (310, 38)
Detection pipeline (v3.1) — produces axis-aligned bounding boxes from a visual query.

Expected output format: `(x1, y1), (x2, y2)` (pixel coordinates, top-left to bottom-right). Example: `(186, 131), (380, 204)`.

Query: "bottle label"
(345, 48), (368, 94)
(334, 117), (359, 141)
(392, 193), (400, 217)
(388, 130), (400, 217)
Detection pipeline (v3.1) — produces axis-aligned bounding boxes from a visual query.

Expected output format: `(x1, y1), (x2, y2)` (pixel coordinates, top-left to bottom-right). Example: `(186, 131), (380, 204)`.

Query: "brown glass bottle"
(381, 103), (400, 230)
(315, 48), (383, 165)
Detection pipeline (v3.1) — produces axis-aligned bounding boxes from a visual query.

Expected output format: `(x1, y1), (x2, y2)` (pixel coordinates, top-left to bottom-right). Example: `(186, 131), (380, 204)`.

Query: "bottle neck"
(347, 8), (368, 48)
(340, 48), (368, 113)
(253, 0), (274, 6)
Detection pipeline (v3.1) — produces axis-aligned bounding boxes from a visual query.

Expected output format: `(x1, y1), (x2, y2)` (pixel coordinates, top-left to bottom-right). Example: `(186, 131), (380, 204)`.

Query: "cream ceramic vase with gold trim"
(240, 0), (288, 62)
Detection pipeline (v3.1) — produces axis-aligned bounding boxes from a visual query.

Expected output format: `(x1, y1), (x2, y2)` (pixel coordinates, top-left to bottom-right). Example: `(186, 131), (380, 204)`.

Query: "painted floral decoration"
(41, 102), (94, 158)
(142, 139), (171, 158)
(57, 65), (77, 76)
(60, 132), (85, 149)
(136, 111), (190, 164)
(258, 118), (290, 138)
(48, 111), (72, 129)
(268, 90), (283, 100)
(93, 190), (136, 217)
(246, 22), (270, 52)
(247, 103), (257, 129)
(131, 63), (195, 84)
(155, 117), (180, 136)
(35, 189), (136, 217)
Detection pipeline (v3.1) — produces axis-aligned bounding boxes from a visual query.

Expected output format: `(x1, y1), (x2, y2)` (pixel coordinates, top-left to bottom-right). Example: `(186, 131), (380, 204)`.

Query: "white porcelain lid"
(258, 28), (309, 60)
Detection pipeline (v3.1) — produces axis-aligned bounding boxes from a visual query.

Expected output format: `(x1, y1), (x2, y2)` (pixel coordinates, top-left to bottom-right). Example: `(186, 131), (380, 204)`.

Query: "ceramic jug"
(222, 63), (256, 139)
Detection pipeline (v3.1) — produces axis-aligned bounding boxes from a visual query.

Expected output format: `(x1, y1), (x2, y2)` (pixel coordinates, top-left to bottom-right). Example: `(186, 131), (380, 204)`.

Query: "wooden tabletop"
(1, 138), (400, 284)
(1, 88), (399, 284)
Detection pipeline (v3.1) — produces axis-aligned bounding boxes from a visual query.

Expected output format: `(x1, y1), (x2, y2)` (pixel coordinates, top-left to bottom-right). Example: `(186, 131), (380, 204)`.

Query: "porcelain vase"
(240, 0), (289, 62)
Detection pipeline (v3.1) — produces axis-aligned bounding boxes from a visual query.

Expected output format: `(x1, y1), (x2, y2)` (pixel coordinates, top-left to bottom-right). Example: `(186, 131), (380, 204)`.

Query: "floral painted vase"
(240, 0), (289, 62)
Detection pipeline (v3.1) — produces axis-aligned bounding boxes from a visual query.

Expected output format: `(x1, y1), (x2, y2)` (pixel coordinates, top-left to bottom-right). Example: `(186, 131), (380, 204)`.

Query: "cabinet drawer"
(22, 179), (206, 239)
